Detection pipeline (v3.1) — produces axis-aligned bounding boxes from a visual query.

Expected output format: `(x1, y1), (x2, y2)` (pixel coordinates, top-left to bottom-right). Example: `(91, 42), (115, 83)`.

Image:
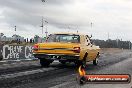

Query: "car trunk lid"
(37, 42), (80, 54)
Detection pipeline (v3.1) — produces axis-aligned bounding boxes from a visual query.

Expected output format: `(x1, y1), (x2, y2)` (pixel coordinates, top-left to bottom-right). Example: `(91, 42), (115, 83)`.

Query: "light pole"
(91, 22), (93, 29)
(40, 17), (44, 35)
(45, 20), (48, 38)
(40, 17), (48, 41)
(15, 26), (16, 34)
(40, 0), (46, 34)
(76, 25), (79, 33)
(90, 22), (93, 38)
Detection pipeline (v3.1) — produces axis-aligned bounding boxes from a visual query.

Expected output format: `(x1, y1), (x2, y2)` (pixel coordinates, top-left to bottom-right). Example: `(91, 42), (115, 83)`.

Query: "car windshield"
(46, 34), (80, 43)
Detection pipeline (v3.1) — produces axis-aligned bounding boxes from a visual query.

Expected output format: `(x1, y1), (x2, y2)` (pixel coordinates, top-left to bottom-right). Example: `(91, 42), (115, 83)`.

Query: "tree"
(0, 33), (4, 37)
(41, 0), (45, 2)
(34, 35), (40, 43)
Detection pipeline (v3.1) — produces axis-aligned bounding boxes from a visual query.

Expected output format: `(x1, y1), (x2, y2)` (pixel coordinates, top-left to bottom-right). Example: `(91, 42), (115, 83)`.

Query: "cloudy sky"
(0, 0), (132, 41)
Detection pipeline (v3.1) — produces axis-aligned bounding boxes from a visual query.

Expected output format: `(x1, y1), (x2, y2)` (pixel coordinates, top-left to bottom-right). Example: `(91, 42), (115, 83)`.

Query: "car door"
(85, 35), (93, 61)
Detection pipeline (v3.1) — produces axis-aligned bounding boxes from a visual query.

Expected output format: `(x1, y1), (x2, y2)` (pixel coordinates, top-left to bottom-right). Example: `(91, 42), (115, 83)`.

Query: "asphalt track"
(0, 49), (132, 88)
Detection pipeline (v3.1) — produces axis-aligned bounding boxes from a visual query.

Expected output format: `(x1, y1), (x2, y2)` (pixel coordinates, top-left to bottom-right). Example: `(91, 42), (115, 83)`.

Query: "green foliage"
(92, 39), (131, 49)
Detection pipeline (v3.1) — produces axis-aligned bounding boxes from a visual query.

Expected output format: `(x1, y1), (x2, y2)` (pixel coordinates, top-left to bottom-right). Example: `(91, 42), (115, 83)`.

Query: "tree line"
(92, 39), (131, 49)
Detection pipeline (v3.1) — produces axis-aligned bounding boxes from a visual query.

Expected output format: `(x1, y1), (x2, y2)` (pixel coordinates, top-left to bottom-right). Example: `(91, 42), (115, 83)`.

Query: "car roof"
(51, 32), (91, 38)
(52, 32), (85, 36)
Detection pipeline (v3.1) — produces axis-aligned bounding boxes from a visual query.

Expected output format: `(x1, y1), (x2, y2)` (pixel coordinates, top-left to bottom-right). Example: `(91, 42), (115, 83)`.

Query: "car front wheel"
(39, 58), (53, 67)
(59, 60), (66, 64)
(75, 59), (86, 68)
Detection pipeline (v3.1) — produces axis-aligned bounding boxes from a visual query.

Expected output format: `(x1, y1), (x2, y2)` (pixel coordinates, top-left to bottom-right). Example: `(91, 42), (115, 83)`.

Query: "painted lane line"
(0, 67), (57, 79)
(0, 60), (7, 62)
(49, 74), (76, 88)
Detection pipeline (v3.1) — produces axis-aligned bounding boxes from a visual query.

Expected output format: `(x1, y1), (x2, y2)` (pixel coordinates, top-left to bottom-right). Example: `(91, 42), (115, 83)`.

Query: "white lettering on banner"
(2, 45), (33, 59)
(25, 46), (33, 58)
(3, 45), (9, 59)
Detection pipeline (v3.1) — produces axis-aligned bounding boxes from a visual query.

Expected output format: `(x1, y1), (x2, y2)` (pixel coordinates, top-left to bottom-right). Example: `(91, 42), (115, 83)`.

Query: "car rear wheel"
(39, 58), (53, 67)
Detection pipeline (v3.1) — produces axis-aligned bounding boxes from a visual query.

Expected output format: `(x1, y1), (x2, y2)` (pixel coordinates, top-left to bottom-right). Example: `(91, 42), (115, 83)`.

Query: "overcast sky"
(0, 0), (132, 41)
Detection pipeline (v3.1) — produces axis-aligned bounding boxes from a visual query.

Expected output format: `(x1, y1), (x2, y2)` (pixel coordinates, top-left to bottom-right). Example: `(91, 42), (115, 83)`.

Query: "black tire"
(82, 59), (86, 68)
(93, 58), (98, 65)
(39, 58), (52, 67)
(0, 55), (3, 61)
(81, 53), (87, 68)
(0, 57), (2, 61)
(75, 53), (87, 68)
(74, 61), (81, 68)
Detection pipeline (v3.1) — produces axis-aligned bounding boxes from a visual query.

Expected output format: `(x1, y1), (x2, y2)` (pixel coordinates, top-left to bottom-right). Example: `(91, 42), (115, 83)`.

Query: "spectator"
(30, 39), (32, 43)
(27, 38), (28, 43)
(24, 39), (26, 43)
(32, 39), (34, 43)
(18, 39), (20, 44)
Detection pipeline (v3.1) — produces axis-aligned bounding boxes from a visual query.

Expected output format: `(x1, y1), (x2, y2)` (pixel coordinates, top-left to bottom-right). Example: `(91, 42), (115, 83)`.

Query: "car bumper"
(33, 53), (79, 61)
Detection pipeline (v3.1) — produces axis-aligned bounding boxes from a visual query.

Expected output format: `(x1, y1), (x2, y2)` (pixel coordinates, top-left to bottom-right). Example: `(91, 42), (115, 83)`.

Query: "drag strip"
(0, 60), (40, 75)
(0, 67), (57, 79)
(0, 49), (131, 88)
(0, 67), (60, 88)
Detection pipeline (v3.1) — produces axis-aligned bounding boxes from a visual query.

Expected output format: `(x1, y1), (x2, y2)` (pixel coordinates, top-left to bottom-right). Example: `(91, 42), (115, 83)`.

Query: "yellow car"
(33, 33), (100, 67)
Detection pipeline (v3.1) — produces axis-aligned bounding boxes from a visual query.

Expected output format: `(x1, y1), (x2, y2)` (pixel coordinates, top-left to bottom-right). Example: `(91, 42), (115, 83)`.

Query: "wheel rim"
(93, 58), (98, 65)
(96, 59), (98, 64)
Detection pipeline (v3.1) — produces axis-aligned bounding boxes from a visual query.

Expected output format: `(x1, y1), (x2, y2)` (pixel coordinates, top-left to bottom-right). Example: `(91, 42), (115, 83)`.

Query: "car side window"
(85, 35), (91, 45)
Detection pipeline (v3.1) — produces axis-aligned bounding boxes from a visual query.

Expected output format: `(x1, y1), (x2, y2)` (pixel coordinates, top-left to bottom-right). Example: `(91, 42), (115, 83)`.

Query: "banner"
(0, 45), (35, 60)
